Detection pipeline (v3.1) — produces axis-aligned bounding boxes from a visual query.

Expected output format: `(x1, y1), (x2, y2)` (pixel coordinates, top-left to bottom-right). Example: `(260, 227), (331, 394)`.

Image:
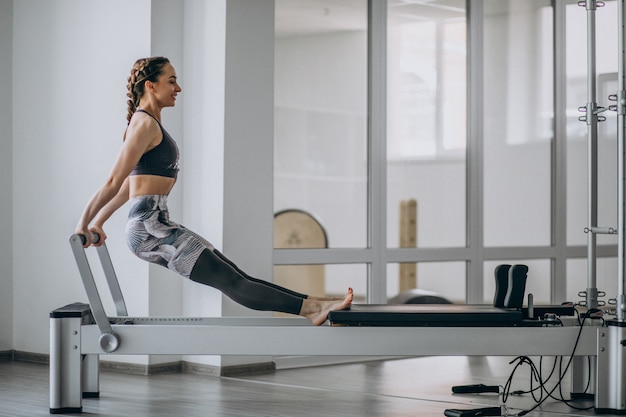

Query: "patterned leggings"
(126, 195), (305, 315)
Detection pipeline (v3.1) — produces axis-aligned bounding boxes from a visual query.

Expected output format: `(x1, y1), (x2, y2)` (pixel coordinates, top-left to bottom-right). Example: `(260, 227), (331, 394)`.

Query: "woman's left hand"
(89, 225), (107, 247)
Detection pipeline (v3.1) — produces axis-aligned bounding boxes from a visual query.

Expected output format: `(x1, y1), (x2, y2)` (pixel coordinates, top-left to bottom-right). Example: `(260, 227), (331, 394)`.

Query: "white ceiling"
(275, 0), (466, 38)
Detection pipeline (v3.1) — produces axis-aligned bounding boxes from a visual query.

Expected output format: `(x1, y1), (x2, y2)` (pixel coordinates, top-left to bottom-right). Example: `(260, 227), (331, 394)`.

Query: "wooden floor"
(0, 356), (602, 417)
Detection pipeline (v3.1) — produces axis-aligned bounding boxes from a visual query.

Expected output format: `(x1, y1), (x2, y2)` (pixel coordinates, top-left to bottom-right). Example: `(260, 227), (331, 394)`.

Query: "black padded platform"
(328, 304), (526, 327)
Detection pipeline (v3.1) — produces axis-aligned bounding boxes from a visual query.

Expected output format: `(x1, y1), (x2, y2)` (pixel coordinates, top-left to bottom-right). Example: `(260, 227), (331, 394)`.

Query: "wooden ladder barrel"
(273, 209), (328, 302)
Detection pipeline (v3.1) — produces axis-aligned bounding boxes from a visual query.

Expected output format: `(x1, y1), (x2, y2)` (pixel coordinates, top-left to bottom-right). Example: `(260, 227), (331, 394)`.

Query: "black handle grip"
(452, 384), (499, 394)
(79, 232), (100, 245)
(444, 407), (501, 417)
(493, 264), (511, 307)
(504, 264), (528, 308)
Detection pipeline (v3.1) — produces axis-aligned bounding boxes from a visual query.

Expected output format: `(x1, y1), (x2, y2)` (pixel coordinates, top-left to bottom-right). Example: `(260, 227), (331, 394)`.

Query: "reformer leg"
(49, 314), (83, 413)
(595, 323), (626, 414)
(82, 354), (100, 399)
(570, 355), (596, 400)
(50, 303), (93, 414)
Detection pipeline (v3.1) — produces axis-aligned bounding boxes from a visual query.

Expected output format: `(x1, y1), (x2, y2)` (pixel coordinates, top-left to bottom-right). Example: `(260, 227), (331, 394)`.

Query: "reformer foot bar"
(50, 235), (608, 414)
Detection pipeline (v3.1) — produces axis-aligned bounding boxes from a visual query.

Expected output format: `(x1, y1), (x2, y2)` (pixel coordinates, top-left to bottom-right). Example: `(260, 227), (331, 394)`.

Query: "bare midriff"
(129, 175), (176, 198)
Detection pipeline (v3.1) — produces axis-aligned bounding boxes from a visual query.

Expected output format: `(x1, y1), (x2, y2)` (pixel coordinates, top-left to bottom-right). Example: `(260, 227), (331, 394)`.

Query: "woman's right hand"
(89, 225), (107, 247)
(75, 225), (107, 248)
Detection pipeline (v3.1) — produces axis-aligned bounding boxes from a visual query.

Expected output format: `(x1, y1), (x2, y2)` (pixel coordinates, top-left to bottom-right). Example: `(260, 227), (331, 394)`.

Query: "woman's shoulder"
(130, 111), (161, 131)
(126, 112), (162, 146)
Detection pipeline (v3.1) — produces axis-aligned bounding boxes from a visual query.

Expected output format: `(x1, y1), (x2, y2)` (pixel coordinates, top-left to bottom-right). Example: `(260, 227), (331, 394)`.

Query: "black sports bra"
(130, 109), (179, 179)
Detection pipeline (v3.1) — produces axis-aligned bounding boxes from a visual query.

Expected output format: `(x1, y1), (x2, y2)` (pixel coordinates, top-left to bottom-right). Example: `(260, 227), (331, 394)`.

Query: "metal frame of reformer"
(49, 0), (626, 414)
(50, 234), (603, 414)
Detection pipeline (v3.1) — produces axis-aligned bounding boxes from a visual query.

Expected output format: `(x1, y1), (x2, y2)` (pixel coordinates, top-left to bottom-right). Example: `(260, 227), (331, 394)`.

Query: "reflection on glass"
(272, 263), (366, 316)
(483, 0), (553, 247)
(566, 258), (618, 305)
(386, 0), (467, 249)
(273, 208), (329, 301)
(274, 0), (368, 248)
(387, 261), (466, 304)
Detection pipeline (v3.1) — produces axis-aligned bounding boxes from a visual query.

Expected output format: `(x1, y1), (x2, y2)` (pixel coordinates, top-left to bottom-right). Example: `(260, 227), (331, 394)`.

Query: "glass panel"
(566, 258), (618, 306)
(272, 263), (366, 316)
(484, 259), (552, 305)
(273, 264), (366, 300)
(483, 0), (553, 247)
(327, 264), (369, 303)
(386, 0), (467, 249)
(274, 0), (368, 248)
(273, 265), (331, 299)
(387, 261), (466, 304)
(566, 0), (618, 246)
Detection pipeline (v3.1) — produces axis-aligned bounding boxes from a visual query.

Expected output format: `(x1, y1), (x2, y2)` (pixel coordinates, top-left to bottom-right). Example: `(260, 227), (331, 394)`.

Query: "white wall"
(11, 0), (153, 355)
(6, 0), (275, 367)
(0, 0), (13, 351)
(180, 0), (227, 296)
(5, 1), (177, 357)
(220, 0), (276, 368)
(173, 0), (228, 369)
(223, 0), (275, 302)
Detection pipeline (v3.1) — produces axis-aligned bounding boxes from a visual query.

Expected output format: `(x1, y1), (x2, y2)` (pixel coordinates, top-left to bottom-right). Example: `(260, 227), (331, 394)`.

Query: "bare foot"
(307, 295), (346, 301)
(301, 288), (353, 326)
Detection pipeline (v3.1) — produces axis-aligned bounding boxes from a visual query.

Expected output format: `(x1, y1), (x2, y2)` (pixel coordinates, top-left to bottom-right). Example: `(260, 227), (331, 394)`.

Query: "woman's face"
(149, 63), (182, 108)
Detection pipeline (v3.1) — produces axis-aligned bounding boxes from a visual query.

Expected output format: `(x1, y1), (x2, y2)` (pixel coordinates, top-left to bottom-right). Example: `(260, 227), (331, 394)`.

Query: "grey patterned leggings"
(126, 195), (305, 315)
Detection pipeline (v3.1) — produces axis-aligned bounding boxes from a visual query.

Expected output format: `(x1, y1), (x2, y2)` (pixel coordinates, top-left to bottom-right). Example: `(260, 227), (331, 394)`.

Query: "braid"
(125, 57), (170, 124)
(126, 61), (146, 124)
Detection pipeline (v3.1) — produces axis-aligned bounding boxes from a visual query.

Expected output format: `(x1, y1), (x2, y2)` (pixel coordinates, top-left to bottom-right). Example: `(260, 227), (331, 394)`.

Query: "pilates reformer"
(50, 233), (604, 414)
(49, 1), (626, 414)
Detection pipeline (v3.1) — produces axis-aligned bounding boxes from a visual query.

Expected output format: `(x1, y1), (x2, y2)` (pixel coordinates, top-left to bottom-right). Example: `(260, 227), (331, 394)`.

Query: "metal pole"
(585, 0), (600, 310)
(367, 0), (387, 304)
(617, 0), (626, 320)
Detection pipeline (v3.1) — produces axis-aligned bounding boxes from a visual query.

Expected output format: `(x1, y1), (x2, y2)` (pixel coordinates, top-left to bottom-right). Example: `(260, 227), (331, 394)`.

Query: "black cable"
(531, 309), (592, 410)
(554, 355), (594, 411)
(498, 309), (596, 416)
(475, 307), (600, 415)
(501, 328), (561, 404)
(501, 355), (559, 406)
(502, 356), (538, 403)
(515, 311), (591, 416)
(550, 310), (601, 411)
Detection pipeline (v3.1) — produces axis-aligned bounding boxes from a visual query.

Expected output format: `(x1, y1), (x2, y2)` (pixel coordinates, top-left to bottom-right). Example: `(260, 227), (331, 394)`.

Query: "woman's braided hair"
(126, 57), (170, 124)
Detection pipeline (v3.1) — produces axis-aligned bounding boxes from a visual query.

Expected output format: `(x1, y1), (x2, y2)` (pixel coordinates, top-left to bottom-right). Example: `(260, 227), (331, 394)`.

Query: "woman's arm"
(85, 177), (131, 246)
(75, 115), (161, 246)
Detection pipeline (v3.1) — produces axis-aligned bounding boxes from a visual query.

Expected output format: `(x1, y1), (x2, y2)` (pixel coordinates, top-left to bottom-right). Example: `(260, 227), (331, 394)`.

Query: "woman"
(75, 56), (352, 326)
